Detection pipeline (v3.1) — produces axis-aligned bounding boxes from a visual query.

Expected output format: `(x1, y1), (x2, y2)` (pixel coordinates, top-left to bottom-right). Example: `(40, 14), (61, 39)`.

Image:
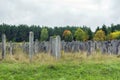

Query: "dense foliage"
(108, 31), (120, 40)
(0, 23), (120, 42)
(62, 30), (73, 42)
(40, 28), (48, 41)
(94, 30), (106, 41)
(74, 28), (88, 41)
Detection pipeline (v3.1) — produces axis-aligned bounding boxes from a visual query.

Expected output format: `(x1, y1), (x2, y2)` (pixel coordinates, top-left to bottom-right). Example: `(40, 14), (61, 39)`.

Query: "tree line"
(0, 23), (120, 42)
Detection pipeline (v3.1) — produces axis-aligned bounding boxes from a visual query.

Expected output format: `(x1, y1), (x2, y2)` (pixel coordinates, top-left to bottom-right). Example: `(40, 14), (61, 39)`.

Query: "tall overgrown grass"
(0, 49), (120, 80)
(0, 49), (120, 65)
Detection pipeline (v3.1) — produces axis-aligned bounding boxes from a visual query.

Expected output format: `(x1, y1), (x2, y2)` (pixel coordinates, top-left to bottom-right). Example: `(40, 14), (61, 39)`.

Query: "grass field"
(0, 52), (120, 80)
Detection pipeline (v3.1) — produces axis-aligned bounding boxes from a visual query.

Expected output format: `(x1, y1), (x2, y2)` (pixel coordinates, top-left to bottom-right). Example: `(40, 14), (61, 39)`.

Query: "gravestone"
(111, 40), (118, 54)
(22, 41), (26, 53)
(2, 34), (6, 59)
(101, 41), (107, 54)
(74, 41), (79, 52)
(50, 36), (61, 59)
(9, 41), (13, 55)
(61, 40), (66, 51)
(34, 39), (39, 54)
(87, 41), (92, 56)
(107, 41), (112, 55)
(29, 31), (34, 62)
(44, 41), (49, 53)
(118, 42), (120, 55)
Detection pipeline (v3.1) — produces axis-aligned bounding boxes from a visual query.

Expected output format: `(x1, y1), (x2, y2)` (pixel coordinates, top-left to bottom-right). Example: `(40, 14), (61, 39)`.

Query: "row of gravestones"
(21, 40), (120, 55)
(1, 40), (120, 55)
(0, 32), (61, 61)
(61, 40), (120, 55)
(61, 41), (98, 53)
(1, 32), (120, 61)
(1, 38), (120, 56)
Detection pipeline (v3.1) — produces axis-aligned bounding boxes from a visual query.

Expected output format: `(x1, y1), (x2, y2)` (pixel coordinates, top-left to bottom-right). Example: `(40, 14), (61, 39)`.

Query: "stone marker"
(118, 43), (120, 55)
(87, 41), (92, 56)
(29, 31), (34, 62)
(111, 40), (118, 54)
(9, 41), (13, 55)
(2, 34), (6, 59)
(50, 36), (61, 59)
(34, 39), (39, 54)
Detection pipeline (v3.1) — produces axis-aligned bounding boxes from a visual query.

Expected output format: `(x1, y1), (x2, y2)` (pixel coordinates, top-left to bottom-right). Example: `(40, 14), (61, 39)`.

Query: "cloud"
(0, 0), (119, 31)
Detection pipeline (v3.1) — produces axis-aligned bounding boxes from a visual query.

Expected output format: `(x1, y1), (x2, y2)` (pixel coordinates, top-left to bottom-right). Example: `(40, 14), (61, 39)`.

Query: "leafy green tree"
(74, 28), (88, 41)
(82, 26), (93, 40)
(93, 29), (106, 41)
(63, 30), (73, 42)
(40, 28), (48, 41)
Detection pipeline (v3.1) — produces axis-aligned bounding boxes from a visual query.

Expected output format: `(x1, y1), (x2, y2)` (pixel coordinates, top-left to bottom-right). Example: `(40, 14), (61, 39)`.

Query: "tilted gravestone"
(50, 36), (61, 59)
(2, 34), (6, 59)
(29, 31), (34, 62)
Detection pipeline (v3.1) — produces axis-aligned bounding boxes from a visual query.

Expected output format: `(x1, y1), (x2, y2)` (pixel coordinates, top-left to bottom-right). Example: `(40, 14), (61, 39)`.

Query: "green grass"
(0, 53), (120, 80)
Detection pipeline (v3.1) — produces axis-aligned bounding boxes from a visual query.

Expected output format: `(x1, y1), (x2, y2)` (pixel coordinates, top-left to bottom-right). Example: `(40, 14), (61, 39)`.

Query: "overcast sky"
(0, 0), (120, 31)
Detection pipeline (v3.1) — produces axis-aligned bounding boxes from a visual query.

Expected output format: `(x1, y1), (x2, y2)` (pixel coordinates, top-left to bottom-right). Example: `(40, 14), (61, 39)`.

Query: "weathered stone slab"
(2, 34), (6, 59)
(50, 36), (61, 59)
(29, 31), (34, 62)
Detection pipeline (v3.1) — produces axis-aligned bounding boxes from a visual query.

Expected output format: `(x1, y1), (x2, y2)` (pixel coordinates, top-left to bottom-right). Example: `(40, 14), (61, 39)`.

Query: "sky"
(0, 0), (120, 31)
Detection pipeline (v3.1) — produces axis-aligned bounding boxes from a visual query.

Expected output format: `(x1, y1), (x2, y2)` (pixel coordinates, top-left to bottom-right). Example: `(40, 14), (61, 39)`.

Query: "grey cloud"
(0, 0), (120, 31)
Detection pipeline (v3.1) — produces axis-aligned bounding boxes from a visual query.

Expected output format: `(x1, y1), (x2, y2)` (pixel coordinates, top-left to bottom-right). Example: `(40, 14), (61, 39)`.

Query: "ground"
(0, 53), (120, 80)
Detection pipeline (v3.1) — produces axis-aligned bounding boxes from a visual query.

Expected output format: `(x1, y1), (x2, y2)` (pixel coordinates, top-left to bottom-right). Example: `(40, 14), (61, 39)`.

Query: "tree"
(1, 23), (120, 42)
(74, 28), (88, 41)
(16, 24), (29, 42)
(95, 26), (100, 33)
(93, 29), (106, 41)
(102, 24), (108, 36)
(108, 31), (120, 40)
(111, 24), (115, 32)
(82, 26), (93, 40)
(87, 29), (93, 40)
(40, 28), (48, 41)
(62, 30), (73, 42)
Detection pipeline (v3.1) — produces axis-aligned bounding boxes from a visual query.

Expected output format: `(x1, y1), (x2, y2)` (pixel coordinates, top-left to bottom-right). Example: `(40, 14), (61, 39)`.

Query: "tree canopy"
(0, 23), (120, 42)
(74, 28), (88, 41)
(40, 28), (48, 41)
(108, 31), (120, 40)
(93, 30), (106, 41)
(62, 30), (73, 42)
